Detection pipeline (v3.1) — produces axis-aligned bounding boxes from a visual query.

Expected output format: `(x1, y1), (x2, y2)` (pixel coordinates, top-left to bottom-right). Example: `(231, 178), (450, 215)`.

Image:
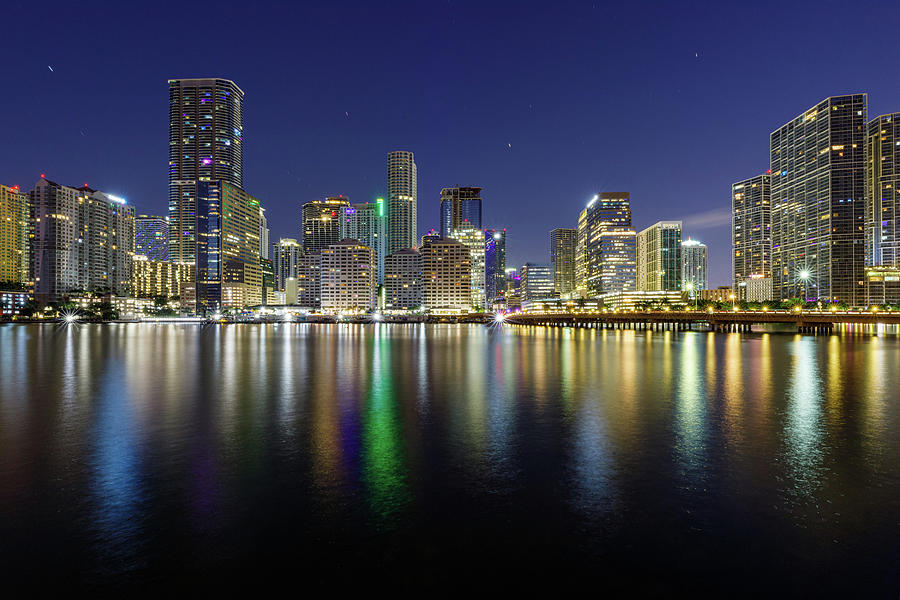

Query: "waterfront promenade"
(501, 309), (900, 333)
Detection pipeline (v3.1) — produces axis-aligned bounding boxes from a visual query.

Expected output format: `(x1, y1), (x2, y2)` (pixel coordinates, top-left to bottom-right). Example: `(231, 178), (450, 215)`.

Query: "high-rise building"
(136, 215), (170, 261)
(681, 238), (708, 296)
(549, 228), (576, 296)
(449, 223), (486, 309)
(575, 193), (635, 296)
(636, 221), (682, 292)
(387, 151), (417, 255)
(485, 228), (507, 304)
(301, 196), (350, 254)
(30, 177), (135, 303)
(520, 262), (554, 302)
(341, 199), (385, 283)
(440, 187), (482, 237)
(132, 255), (194, 300)
(421, 238), (470, 313)
(259, 207), (270, 261)
(320, 239), (376, 313)
(866, 112), (900, 268)
(597, 228), (637, 295)
(168, 78), (244, 264)
(770, 94), (866, 303)
(273, 238), (302, 290)
(296, 252), (321, 308)
(385, 248), (422, 311)
(732, 174), (772, 292)
(0, 184), (30, 286)
(195, 181), (261, 312)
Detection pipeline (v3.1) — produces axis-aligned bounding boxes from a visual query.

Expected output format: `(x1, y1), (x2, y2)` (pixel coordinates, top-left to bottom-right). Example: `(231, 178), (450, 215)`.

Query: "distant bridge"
(501, 310), (900, 334)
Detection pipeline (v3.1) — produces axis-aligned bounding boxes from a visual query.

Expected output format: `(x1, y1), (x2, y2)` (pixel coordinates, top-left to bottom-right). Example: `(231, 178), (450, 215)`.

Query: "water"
(0, 323), (897, 593)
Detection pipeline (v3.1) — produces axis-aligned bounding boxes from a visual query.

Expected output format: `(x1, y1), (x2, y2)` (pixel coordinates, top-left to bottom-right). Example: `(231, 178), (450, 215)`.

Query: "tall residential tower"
(387, 151), (417, 254)
(168, 78), (244, 264)
(732, 173), (772, 293)
(550, 228), (576, 296)
(770, 94), (866, 303)
(636, 221), (682, 292)
(575, 193), (636, 296)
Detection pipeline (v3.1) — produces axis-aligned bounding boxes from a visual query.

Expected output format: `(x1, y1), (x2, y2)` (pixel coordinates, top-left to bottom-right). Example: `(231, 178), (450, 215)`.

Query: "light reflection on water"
(0, 323), (897, 592)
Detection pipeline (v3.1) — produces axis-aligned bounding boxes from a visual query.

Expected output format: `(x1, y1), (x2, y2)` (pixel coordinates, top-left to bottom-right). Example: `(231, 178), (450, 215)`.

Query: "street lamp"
(685, 282), (697, 310)
(799, 269), (811, 303)
(729, 293), (736, 312)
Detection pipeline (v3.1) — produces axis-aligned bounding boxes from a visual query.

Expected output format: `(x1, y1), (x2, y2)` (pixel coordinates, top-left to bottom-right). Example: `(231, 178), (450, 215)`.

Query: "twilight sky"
(3, 0), (900, 285)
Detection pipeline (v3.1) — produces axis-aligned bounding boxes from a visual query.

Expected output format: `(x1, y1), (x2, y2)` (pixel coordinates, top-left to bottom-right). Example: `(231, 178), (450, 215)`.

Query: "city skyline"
(7, 2), (900, 286)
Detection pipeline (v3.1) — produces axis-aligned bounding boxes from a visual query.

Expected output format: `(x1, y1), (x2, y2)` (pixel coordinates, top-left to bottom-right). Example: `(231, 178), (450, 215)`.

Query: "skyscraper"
(341, 200), (385, 284)
(770, 94), (866, 303)
(636, 221), (682, 292)
(681, 238), (708, 295)
(168, 78), (244, 264)
(301, 196), (351, 254)
(732, 174), (772, 291)
(259, 207), (270, 261)
(0, 184), (30, 286)
(485, 229), (507, 305)
(273, 238), (301, 290)
(136, 215), (170, 261)
(440, 187), (482, 237)
(866, 112), (900, 268)
(30, 177), (135, 302)
(575, 193), (636, 296)
(320, 239), (376, 313)
(549, 228), (576, 296)
(194, 181), (261, 312)
(387, 151), (417, 254)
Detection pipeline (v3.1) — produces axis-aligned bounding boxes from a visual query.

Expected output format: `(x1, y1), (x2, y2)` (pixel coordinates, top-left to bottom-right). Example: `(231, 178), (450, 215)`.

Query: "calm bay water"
(0, 323), (897, 593)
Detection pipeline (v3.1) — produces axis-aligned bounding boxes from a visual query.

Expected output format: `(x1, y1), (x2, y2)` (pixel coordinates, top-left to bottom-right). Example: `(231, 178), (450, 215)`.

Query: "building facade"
(168, 78), (244, 264)
(273, 238), (301, 290)
(132, 255), (194, 300)
(681, 238), (708, 295)
(576, 193), (636, 296)
(30, 178), (135, 303)
(301, 196), (350, 254)
(341, 200), (385, 284)
(770, 94), (867, 303)
(421, 238), (470, 313)
(385, 248), (422, 310)
(521, 262), (554, 302)
(387, 151), (417, 255)
(550, 228), (576, 297)
(420, 228), (440, 247)
(440, 186), (482, 237)
(485, 228), (507, 305)
(866, 113), (900, 269)
(449, 223), (486, 309)
(195, 181), (262, 312)
(0, 184), (30, 286)
(136, 215), (170, 261)
(636, 221), (682, 292)
(320, 239), (376, 312)
(732, 173), (772, 293)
